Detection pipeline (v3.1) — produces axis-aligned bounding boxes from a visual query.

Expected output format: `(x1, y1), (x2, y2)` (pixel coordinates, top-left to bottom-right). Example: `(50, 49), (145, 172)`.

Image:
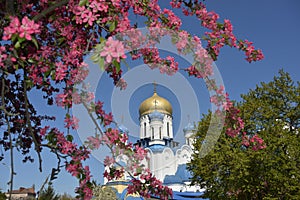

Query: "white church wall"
(176, 145), (193, 165)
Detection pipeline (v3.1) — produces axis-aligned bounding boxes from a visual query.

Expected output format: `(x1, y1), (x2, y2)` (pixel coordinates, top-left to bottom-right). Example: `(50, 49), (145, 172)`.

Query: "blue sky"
(1, 0), (300, 196)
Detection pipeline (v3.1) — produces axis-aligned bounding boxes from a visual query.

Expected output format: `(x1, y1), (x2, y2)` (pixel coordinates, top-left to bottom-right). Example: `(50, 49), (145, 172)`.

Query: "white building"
(104, 88), (205, 199)
(135, 89), (201, 193)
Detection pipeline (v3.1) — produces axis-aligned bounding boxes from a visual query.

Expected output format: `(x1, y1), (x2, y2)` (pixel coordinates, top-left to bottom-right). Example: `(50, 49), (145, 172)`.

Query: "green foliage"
(59, 193), (75, 200)
(0, 191), (6, 200)
(92, 185), (118, 200)
(188, 70), (300, 199)
(39, 185), (60, 200)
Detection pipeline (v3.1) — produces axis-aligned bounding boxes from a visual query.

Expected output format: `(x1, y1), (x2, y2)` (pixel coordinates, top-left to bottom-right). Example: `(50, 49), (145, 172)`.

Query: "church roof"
(163, 164), (192, 184)
(8, 186), (36, 195)
(172, 191), (208, 199)
(147, 144), (165, 153)
(139, 91), (172, 116)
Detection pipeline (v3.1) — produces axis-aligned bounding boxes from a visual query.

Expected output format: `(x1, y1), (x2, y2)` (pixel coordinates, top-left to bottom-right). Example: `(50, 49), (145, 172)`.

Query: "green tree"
(39, 185), (59, 200)
(0, 189), (6, 200)
(188, 70), (300, 199)
(59, 193), (75, 200)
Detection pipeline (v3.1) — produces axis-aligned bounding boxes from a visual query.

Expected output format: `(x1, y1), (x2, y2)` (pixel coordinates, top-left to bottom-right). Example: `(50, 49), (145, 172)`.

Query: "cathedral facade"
(104, 88), (205, 199)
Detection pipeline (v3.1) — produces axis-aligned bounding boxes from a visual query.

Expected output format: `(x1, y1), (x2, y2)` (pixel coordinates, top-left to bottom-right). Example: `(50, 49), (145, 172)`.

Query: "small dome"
(139, 92), (172, 117)
(149, 110), (164, 120)
(183, 122), (195, 133)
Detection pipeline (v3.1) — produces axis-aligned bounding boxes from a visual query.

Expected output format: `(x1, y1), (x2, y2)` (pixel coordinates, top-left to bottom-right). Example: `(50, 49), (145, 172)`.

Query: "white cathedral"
(104, 87), (205, 199)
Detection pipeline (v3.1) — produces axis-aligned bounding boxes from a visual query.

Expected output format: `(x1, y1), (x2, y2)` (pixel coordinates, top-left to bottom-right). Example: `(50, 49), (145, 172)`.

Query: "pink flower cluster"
(185, 64), (213, 79)
(94, 101), (114, 126)
(55, 62), (68, 81)
(127, 170), (173, 200)
(175, 30), (189, 53)
(103, 166), (125, 182)
(100, 37), (127, 64)
(223, 94), (266, 150)
(239, 40), (264, 62)
(55, 89), (73, 108)
(170, 1), (264, 62)
(73, 5), (100, 26)
(159, 56), (179, 75)
(46, 129), (92, 199)
(3, 16), (40, 41)
(86, 135), (101, 150)
(250, 134), (266, 150)
(0, 0), (267, 199)
(64, 115), (79, 130)
(163, 8), (182, 30)
(101, 129), (121, 146)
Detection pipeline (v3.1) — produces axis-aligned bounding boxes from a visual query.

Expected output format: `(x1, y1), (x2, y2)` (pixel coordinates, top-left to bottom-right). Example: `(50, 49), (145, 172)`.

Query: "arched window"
(152, 127), (154, 139)
(167, 122), (170, 137)
(144, 122), (146, 137)
(159, 127), (162, 139)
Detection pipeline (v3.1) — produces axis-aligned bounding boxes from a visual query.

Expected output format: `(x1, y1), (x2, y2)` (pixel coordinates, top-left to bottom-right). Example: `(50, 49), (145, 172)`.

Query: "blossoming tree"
(0, 0), (264, 199)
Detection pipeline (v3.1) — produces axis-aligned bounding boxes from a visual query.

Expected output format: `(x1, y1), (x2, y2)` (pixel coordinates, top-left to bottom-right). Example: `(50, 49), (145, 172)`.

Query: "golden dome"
(139, 92), (172, 116)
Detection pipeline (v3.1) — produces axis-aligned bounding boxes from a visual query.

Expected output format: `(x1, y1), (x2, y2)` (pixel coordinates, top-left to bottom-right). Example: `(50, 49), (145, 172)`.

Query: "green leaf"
(109, 21), (117, 32)
(79, 0), (88, 6)
(31, 37), (39, 49)
(14, 41), (21, 49)
(28, 58), (35, 63)
(66, 134), (73, 142)
(113, 60), (120, 73)
(99, 57), (105, 71)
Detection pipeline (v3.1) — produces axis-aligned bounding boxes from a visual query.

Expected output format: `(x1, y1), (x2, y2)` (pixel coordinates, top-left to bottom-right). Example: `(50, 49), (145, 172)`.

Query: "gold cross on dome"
(153, 81), (157, 93)
(153, 99), (159, 109)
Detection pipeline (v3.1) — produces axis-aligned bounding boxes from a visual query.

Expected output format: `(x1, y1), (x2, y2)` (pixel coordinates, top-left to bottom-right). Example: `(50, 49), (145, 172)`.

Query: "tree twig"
(33, 0), (69, 22)
(23, 71), (43, 172)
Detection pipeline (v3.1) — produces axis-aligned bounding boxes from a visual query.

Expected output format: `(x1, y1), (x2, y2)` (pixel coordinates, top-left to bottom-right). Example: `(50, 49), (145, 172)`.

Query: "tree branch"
(5, 0), (15, 16)
(33, 0), (69, 22)
(23, 71), (43, 172)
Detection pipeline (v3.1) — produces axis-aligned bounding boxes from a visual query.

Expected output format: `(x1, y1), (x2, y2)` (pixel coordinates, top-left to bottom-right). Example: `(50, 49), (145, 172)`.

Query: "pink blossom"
(66, 163), (80, 177)
(116, 78), (127, 90)
(159, 56), (178, 75)
(71, 92), (82, 104)
(64, 116), (79, 130)
(95, 101), (104, 115)
(82, 187), (93, 200)
(2, 17), (20, 40)
(175, 31), (189, 52)
(86, 136), (101, 149)
(39, 126), (50, 136)
(134, 145), (148, 161)
(170, 0), (182, 8)
(55, 92), (72, 107)
(60, 140), (77, 154)
(71, 62), (89, 84)
(89, 0), (108, 13)
(100, 37), (126, 63)
(103, 112), (113, 126)
(19, 16), (40, 40)
(103, 156), (115, 166)
(116, 14), (130, 33)
(250, 134), (266, 150)
(81, 9), (99, 26)
(163, 9), (182, 30)
(55, 62), (68, 81)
